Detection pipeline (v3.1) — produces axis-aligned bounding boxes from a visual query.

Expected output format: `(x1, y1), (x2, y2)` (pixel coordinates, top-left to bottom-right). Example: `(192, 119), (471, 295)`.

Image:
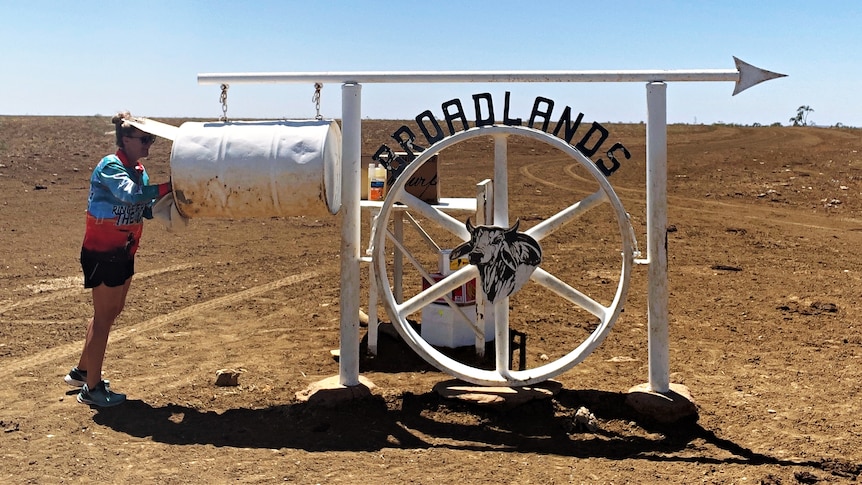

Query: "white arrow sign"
(199, 56), (786, 95)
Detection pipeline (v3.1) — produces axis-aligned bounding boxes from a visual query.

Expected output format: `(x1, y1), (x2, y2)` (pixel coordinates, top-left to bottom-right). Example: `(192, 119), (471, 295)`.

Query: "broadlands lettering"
(372, 91), (631, 177)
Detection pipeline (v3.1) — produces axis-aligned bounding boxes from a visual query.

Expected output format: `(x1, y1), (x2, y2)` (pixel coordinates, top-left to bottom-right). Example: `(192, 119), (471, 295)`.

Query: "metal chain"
(312, 83), (323, 120)
(219, 83), (229, 122)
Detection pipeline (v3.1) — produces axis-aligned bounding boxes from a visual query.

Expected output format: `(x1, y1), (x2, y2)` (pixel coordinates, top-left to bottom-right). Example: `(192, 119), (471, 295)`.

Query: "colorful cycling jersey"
(81, 150), (167, 261)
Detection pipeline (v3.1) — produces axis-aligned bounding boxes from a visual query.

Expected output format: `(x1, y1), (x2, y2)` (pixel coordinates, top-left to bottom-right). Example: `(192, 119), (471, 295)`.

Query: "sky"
(2, 1), (860, 127)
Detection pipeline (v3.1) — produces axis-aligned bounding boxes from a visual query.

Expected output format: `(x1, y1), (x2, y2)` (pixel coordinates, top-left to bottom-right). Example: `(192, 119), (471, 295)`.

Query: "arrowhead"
(732, 56), (787, 95)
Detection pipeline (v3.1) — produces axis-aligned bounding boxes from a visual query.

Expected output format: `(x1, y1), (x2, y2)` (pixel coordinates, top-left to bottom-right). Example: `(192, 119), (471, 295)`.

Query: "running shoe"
(77, 381), (126, 407)
(64, 367), (87, 387)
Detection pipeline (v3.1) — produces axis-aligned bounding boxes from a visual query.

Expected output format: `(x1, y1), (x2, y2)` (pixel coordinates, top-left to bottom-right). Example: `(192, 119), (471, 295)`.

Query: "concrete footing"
(295, 375), (376, 406)
(625, 382), (698, 424)
(434, 379), (562, 408)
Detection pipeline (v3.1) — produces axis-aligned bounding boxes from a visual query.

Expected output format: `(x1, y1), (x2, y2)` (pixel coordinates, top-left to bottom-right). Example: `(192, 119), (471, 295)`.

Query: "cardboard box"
(390, 153), (438, 204)
(362, 152), (438, 203)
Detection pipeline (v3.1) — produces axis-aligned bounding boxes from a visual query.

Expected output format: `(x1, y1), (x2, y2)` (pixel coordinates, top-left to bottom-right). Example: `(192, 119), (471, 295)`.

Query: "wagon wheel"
(371, 125), (634, 387)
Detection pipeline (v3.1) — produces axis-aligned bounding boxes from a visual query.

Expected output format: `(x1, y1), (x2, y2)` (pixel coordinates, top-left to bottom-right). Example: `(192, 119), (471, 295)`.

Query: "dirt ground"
(2, 115), (862, 484)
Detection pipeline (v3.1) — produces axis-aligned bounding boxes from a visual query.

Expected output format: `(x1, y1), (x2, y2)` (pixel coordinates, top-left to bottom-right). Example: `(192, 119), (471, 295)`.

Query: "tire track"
(520, 162), (862, 232)
(0, 270), (320, 375)
(0, 263), (199, 315)
(7, 319), (80, 325)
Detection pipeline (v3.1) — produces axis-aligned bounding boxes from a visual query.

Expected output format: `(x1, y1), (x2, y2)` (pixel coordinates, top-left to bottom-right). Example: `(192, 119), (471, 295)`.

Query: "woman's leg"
(77, 277), (132, 388)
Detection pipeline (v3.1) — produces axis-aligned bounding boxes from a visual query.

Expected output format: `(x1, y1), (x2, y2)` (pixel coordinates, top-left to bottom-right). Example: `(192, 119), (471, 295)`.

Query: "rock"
(214, 368), (242, 387)
(573, 406), (600, 432)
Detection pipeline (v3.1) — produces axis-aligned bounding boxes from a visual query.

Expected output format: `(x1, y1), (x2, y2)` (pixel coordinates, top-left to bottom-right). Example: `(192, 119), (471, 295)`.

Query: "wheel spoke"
(396, 266), (478, 316)
(395, 192), (471, 241)
(403, 212), (441, 252)
(385, 226), (469, 295)
(530, 267), (610, 321)
(526, 189), (608, 242)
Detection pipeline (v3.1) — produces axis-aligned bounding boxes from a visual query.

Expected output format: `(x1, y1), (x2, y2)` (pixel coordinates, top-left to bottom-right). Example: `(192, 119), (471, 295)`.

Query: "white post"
(492, 135), (511, 376)
(646, 82), (670, 393)
(339, 83), (362, 386)
(493, 135), (508, 227)
(367, 226), (379, 355)
(495, 298), (510, 375)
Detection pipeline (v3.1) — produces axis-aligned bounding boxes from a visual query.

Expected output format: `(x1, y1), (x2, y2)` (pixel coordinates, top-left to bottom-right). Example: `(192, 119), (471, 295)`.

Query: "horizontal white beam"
(198, 69), (741, 85)
(198, 58), (785, 96)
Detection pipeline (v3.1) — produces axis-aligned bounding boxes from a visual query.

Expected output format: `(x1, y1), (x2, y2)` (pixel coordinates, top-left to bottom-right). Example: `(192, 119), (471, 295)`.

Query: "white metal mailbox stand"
(198, 57), (785, 393)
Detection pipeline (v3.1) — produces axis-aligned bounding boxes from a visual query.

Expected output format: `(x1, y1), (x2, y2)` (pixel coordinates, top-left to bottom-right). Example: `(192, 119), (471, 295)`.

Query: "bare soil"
(2, 116), (862, 484)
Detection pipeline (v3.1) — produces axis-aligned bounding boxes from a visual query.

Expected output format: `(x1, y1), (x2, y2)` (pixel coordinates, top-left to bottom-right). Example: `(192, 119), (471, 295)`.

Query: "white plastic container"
(420, 303), (494, 348)
(169, 119), (342, 218)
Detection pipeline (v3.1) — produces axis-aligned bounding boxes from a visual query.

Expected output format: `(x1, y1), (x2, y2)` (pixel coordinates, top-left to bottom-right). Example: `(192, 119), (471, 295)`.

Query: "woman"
(64, 111), (171, 407)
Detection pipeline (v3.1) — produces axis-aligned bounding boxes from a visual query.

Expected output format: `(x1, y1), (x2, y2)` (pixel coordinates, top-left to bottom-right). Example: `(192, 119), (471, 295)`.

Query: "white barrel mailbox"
(169, 119), (342, 218)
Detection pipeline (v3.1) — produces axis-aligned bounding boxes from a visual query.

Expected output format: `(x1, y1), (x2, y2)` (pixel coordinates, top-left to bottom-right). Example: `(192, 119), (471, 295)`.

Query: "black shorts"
(80, 249), (135, 288)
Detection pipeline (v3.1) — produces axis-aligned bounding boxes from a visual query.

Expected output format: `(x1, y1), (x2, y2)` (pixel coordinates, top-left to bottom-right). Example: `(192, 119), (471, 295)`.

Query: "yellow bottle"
(370, 163), (385, 201)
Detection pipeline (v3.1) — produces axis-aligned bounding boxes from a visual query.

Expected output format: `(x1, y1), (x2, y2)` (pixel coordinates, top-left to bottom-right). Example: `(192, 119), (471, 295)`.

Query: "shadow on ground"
(91, 385), (859, 480)
(97, 322), (862, 480)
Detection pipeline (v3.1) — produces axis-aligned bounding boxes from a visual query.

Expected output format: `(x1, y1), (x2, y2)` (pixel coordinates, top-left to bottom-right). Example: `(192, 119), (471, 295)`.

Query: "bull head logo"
(450, 218), (542, 303)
